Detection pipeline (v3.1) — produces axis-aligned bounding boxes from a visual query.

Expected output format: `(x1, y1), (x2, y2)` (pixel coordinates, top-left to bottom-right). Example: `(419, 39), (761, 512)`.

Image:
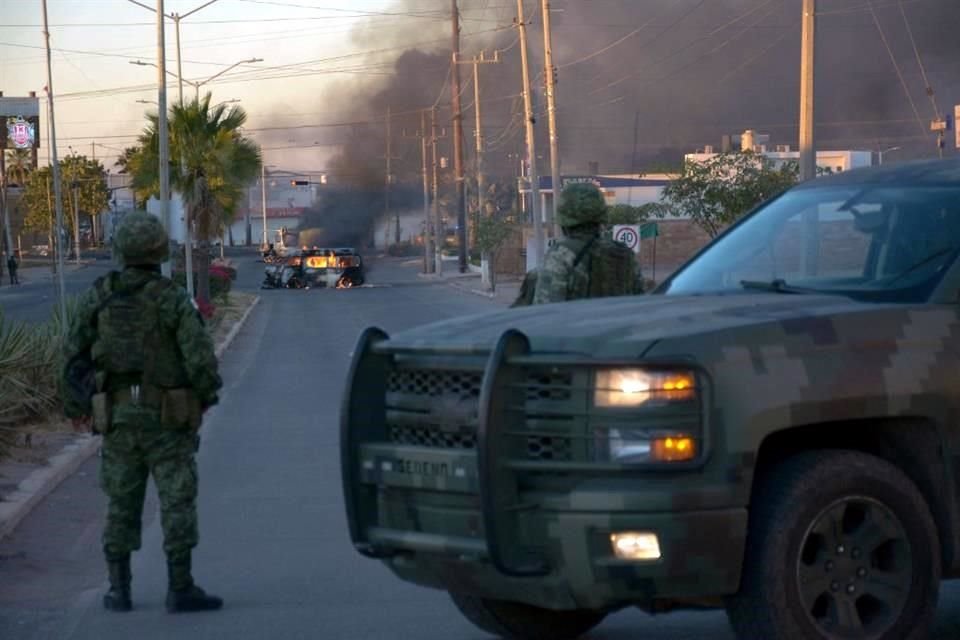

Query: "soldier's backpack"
(62, 277), (152, 416)
(563, 236), (639, 300)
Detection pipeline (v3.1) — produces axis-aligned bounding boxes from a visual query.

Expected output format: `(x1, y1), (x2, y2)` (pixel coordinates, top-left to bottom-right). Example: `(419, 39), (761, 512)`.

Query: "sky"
(0, 0), (498, 172)
(1, 0), (957, 179)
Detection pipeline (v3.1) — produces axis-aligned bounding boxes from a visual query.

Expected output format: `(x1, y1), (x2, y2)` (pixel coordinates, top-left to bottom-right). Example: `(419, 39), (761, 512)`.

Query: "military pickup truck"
(341, 158), (960, 640)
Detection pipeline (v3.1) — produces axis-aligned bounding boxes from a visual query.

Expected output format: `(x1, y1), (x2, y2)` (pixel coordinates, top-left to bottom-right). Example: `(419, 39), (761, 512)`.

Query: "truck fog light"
(610, 532), (661, 561)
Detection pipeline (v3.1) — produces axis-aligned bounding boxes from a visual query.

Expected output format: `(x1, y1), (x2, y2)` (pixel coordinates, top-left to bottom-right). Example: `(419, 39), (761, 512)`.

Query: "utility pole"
(456, 50), (501, 286)
(798, 0), (816, 182)
(41, 0), (67, 329)
(455, 51), (501, 245)
(516, 0), (543, 268)
(450, 0), (468, 272)
(421, 111), (433, 273)
(260, 164), (268, 247)
(540, 0), (561, 238)
(384, 106), (400, 245)
(71, 177), (81, 266)
(431, 107), (445, 276)
(157, 0), (172, 278)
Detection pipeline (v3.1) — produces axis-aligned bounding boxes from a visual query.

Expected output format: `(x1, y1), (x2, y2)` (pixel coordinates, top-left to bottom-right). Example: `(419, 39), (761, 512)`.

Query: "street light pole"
(261, 164), (268, 248)
(798, 0), (816, 182)
(157, 0), (172, 278)
(41, 0), (67, 330)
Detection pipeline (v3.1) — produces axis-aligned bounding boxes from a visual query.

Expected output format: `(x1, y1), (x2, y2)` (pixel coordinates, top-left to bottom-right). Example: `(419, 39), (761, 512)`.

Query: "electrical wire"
(589, 0), (778, 97)
(865, 0), (927, 135)
(897, 0), (939, 118)
(557, 0), (695, 71)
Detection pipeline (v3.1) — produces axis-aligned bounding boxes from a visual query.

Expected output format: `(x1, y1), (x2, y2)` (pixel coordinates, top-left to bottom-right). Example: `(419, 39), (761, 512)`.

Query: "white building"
(685, 130), (873, 174)
(230, 170), (317, 247)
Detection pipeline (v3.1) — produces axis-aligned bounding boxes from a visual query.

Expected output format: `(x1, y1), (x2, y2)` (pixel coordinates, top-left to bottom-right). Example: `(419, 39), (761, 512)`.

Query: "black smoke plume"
(287, 0), (960, 241)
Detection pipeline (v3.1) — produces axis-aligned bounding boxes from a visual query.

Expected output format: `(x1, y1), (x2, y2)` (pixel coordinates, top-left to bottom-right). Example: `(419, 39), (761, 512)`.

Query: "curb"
(216, 295), (260, 358)
(0, 435), (102, 541)
(0, 294), (261, 541)
(448, 279), (496, 299)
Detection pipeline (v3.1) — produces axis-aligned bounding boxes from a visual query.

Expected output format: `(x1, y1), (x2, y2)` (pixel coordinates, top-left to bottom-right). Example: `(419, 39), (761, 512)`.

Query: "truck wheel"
(449, 592), (605, 640)
(726, 450), (940, 640)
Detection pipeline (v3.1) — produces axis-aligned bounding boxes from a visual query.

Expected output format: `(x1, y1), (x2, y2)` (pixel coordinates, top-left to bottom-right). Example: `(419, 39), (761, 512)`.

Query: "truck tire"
(449, 592), (605, 640)
(726, 450), (940, 640)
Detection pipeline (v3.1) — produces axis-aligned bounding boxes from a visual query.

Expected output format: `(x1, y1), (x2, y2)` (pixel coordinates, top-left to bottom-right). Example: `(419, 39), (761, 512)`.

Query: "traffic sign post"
(612, 225), (640, 254)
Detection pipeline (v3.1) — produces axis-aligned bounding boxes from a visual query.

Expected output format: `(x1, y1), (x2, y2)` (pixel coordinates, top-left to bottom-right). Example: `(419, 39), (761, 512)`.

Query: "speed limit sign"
(613, 225), (641, 254)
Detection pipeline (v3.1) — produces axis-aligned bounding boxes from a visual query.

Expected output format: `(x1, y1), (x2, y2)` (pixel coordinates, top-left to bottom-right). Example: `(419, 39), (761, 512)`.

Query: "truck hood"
(386, 293), (898, 359)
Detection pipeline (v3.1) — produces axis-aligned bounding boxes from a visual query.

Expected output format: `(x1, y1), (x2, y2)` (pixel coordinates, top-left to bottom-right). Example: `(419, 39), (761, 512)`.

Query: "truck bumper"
(374, 507), (747, 611)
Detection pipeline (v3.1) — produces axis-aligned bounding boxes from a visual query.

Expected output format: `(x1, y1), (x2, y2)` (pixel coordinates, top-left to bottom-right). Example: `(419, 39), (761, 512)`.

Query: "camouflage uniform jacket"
(532, 229), (642, 304)
(62, 268), (222, 418)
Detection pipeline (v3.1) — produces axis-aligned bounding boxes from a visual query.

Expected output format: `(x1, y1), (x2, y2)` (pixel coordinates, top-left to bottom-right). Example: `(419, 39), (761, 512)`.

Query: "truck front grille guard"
(341, 326), (393, 558)
(478, 329), (552, 577)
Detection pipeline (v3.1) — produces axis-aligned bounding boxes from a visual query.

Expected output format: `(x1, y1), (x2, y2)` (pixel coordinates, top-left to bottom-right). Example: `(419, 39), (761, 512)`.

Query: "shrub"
(195, 298), (217, 320)
(174, 268), (232, 301)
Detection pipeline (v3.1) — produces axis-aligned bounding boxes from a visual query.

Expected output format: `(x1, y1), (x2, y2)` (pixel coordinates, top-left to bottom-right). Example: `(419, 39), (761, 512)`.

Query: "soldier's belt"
(110, 385), (164, 409)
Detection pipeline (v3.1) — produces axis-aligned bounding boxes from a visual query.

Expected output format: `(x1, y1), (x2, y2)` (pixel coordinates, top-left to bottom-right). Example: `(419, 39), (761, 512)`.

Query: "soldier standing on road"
(7, 252), (19, 285)
(532, 183), (642, 304)
(62, 212), (224, 614)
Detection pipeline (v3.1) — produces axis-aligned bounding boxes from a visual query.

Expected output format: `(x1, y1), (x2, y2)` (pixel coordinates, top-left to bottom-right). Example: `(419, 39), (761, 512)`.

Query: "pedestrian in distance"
(62, 211), (224, 614)
(532, 182), (643, 304)
(7, 252), (19, 285)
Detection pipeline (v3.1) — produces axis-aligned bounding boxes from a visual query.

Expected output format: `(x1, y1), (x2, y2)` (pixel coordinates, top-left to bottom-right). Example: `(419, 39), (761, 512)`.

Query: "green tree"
(22, 156), (108, 247)
(129, 95), (261, 302)
(4, 148), (33, 187)
(661, 152), (799, 237)
(606, 202), (671, 226)
(475, 212), (518, 292)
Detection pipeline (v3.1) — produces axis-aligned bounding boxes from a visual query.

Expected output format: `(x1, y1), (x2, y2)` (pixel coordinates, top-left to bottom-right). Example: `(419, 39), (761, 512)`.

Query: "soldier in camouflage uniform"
(532, 183), (642, 304)
(62, 212), (224, 614)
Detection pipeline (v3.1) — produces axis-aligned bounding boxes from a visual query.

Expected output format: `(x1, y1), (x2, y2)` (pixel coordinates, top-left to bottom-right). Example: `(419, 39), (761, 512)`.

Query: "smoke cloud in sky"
(281, 0), (959, 238)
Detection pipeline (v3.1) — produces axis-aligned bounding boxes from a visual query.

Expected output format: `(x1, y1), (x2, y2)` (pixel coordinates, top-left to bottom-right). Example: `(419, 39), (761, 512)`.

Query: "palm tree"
(131, 94), (261, 302)
(4, 148), (33, 187)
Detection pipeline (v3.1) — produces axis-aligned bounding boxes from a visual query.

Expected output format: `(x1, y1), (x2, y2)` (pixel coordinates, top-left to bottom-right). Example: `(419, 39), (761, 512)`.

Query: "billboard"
(0, 96), (40, 150)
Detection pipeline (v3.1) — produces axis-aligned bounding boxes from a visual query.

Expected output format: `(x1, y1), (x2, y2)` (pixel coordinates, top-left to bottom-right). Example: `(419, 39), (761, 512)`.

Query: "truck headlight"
(594, 369), (696, 408)
(605, 429), (697, 463)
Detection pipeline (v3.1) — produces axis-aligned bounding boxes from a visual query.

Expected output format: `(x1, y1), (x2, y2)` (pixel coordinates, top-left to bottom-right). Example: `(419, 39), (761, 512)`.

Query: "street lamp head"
(130, 59), (151, 67)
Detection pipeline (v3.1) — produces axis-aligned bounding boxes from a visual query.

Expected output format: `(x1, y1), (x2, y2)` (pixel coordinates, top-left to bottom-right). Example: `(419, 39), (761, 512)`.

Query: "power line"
(589, 0), (777, 96)
(897, 0), (939, 118)
(557, 1), (695, 70)
(865, 0), (926, 135)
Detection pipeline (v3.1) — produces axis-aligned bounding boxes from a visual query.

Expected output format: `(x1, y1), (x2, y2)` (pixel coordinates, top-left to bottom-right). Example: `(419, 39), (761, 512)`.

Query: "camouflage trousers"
(100, 408), (199, 563)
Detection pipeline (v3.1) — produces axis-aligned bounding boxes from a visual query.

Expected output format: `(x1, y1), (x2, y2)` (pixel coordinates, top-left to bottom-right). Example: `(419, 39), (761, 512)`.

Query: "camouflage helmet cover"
(113, 211), (170, 265)
(557, 183), (608, 227)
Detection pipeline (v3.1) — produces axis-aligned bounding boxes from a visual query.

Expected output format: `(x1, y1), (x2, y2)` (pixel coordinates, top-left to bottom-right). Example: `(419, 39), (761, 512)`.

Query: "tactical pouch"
(91, 392), (112, 435)
(160, 389), (202, 430)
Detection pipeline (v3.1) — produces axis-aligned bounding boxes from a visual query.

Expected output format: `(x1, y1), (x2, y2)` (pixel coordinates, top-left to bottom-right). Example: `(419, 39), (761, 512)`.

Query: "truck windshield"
(662, 185), (960, 303)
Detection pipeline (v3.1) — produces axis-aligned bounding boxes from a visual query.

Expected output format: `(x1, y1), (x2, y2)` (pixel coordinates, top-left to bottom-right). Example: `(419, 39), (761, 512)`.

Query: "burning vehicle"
(262, 248), (365, 290)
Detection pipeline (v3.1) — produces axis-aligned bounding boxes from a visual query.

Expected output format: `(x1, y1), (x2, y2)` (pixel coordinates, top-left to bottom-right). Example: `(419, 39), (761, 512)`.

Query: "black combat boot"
(165, 554), (223, 613)
(103, 555), (132, 612)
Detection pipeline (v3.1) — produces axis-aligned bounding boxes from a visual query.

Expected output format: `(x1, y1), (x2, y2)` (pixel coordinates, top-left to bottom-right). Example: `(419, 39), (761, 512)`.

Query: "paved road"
(0, 262), (113, 326)
(3, 258), (960, 640)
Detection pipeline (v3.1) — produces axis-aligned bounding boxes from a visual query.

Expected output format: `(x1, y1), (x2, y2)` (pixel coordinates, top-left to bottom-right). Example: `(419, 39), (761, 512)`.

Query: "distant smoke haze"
(277, 0), (959, 238)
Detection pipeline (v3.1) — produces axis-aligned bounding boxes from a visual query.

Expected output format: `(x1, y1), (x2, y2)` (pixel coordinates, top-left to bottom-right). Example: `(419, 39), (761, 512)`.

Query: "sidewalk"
(0, 293), (260, 541)
(419, 264), (521, 306)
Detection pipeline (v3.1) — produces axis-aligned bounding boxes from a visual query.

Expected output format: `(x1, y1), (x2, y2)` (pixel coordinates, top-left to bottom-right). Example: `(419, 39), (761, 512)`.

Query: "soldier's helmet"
(557, 183), (608, 228)
(113, 211), (170, 265)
